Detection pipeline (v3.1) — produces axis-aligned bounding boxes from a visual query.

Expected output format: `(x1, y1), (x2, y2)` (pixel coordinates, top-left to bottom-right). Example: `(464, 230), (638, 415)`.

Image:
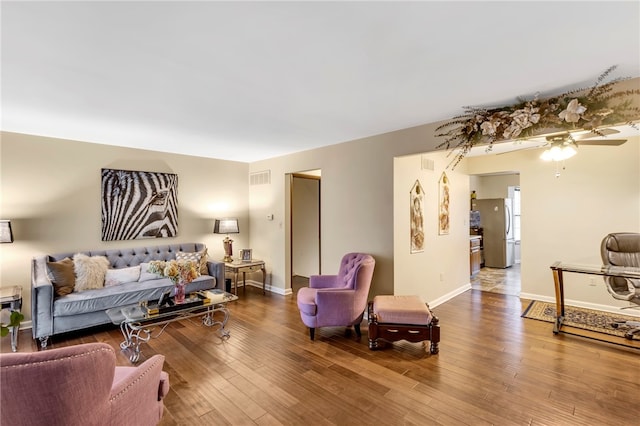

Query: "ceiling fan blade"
(575, 128), (621, 140)
(577, 139), (627, 146)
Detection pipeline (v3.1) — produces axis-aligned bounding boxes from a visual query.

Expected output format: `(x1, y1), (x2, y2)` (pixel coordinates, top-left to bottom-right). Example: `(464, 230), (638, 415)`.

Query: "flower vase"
(174, 282), (186, 304)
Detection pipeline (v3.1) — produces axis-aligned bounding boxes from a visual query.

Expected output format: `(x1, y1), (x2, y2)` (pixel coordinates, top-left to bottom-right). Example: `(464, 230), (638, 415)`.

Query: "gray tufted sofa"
(31, 242), (224, 348)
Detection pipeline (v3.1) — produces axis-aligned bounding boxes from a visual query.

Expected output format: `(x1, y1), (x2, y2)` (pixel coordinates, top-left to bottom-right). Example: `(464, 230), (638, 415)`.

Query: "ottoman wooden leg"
(429, 316), (440, 354)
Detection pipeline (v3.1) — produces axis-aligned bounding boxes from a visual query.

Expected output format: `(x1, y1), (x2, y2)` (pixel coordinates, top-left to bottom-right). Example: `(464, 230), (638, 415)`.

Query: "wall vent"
(250, 170), (271, 185)
(421, 156), (435, 171)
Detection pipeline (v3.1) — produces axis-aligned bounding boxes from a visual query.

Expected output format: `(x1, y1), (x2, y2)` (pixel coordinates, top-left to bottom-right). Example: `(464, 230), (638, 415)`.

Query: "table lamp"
(213, 218), (239, 262)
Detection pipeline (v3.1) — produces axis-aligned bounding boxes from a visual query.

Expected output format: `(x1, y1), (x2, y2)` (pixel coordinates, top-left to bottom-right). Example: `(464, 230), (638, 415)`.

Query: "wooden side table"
(224, 260), (266, 295)
(1, 286), (23, 352)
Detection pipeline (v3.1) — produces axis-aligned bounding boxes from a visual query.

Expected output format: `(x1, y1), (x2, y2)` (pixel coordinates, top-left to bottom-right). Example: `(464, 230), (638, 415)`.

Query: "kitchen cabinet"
(470, 236), (482, 276)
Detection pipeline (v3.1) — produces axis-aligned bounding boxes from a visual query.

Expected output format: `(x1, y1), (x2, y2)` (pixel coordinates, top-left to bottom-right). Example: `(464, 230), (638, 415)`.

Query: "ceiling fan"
(536, 129), (627, 161)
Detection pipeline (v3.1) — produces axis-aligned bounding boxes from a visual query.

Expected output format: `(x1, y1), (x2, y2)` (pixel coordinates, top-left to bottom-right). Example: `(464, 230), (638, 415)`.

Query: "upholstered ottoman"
(368, 295), (440, 354)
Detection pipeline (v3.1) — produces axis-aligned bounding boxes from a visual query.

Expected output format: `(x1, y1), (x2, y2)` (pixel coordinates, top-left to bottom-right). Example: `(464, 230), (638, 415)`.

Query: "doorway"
(469, 174), (521, 296)
(288, 171), (321, 291)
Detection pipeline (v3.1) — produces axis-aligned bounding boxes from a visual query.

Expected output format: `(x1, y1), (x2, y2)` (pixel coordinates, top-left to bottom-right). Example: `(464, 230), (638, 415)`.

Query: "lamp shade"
(213, 218), (239, 234)
(0, 220), (14, 243)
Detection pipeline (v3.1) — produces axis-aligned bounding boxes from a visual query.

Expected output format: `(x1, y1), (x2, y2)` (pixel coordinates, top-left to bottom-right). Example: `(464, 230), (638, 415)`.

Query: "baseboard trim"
(429, 284), (472, 308)
(235, 280), (292, 296)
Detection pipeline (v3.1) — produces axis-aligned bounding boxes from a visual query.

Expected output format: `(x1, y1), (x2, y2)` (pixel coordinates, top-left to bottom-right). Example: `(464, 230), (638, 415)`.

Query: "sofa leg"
(354, 323), (361, 338)
(309, 328), (315, 340)
(39, 336), (49, 350)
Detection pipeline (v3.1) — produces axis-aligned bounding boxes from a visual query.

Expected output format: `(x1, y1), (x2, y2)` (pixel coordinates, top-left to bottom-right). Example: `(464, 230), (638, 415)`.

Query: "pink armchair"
(0, 342), (169, 426)
(297, 253), (375, 340)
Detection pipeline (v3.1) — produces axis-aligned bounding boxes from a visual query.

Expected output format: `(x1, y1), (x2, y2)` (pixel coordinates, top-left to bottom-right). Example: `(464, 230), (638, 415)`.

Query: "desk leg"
(551, 268), (565, 334)
(234, 270), (239, 295)
(261, 265), (266, 295)
(242, 271), (246, 292)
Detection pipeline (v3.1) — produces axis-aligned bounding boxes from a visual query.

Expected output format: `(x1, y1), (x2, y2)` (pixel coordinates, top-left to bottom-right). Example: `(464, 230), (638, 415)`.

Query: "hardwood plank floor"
(3, 285), (639, 425)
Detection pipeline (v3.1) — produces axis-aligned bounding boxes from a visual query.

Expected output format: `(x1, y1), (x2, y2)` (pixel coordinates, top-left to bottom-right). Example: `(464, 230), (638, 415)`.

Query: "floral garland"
(148, 259), (199, 285)
(435, 66), (640, 168)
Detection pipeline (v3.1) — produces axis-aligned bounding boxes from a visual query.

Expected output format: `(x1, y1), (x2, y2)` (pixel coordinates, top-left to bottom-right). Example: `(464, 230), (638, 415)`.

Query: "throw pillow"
(47, 257), (76, 297)
(105, 265), (141, 287)
(73, 253), (110, 292)
(139, 262), (164, 282)
(176, 249), (208, 275)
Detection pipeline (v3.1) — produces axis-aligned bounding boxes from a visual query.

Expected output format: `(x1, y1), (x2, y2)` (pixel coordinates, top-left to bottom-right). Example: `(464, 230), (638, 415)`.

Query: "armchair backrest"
(1, 343), (116, 424)
(600, 232), (640, 301)
(1, 342), (168, 426)
(337, 253), (376, 291)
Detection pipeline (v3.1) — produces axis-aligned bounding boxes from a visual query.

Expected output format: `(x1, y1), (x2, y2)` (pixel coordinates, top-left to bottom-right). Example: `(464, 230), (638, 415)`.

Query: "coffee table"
(106, 289), (238, 363)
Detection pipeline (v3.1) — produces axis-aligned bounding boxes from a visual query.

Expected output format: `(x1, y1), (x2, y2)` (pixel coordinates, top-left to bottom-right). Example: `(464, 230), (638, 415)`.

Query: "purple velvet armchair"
(0, 342), (169, 426)
(297, 253), (375, 340)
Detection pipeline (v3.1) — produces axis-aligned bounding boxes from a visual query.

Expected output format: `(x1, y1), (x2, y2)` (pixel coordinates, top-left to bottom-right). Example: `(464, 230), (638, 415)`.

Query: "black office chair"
(600, 232), (640, 339)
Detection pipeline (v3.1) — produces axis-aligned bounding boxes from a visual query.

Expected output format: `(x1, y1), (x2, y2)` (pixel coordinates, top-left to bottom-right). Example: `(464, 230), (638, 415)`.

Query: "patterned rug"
(522, 300), (640, 339)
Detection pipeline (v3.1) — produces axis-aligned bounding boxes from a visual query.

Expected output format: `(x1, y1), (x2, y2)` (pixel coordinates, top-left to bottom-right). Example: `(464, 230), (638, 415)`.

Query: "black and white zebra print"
(101, 168), (178, 241)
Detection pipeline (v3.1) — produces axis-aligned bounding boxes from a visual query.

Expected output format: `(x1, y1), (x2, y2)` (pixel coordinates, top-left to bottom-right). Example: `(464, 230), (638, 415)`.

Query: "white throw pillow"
(73, 253), (110, 292)
(139, 262), (164, 282)
(105, 265), (141, 287)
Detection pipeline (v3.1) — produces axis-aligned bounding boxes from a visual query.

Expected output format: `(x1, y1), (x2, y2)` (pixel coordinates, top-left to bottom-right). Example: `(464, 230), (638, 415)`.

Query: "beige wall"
(0, 132), (249, 322)
(393, 151), (472, 305)
(471, 174), (520, 200)
(249, 123), (444, 296)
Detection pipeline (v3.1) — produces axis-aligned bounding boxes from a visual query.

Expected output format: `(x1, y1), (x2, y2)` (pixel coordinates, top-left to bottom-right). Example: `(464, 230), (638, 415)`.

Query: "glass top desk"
(549, 262), (640, 334)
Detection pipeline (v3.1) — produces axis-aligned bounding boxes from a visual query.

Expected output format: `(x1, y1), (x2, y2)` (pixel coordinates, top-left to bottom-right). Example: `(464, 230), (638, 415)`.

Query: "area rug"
(522, 300), (639, 339)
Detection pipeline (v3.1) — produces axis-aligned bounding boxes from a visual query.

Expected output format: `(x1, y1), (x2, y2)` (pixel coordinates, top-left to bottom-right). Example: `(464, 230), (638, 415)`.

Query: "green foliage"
(0, 311), (24, 337)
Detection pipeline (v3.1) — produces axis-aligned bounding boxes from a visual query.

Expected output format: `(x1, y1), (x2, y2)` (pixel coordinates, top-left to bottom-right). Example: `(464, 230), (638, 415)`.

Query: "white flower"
(480, 120), (499, 136)
(559, 99), (587, 123)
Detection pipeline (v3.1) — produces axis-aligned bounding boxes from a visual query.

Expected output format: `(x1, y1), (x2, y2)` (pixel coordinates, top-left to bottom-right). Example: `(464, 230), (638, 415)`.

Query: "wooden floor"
(4, 284), (640, 425)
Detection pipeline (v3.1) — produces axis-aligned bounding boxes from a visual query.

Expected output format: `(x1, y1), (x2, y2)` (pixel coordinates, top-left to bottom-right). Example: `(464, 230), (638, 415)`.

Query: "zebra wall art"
(101, 168), (178, 241)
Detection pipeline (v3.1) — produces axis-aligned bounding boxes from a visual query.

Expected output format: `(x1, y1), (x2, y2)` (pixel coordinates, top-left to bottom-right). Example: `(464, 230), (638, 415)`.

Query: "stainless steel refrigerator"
(475, 198), (514, 268)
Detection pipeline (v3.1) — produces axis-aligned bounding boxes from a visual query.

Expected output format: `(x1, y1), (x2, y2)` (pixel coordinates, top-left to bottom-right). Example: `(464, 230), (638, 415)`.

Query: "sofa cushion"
(105, 266), (141, 287)
(52, 274), (216, 317)
(74, 254), (110, 292)
(139, 262), (163, 282)
(47, 257), (76, 297)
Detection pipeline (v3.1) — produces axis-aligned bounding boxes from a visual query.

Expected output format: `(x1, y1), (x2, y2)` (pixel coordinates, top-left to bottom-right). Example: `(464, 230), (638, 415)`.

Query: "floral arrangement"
(148, 259), (199, 285)
(435, 66), (640, 168)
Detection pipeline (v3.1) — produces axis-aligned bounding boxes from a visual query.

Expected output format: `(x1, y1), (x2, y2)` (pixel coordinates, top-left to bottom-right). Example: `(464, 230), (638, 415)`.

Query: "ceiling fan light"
(540, 144), (577, 162)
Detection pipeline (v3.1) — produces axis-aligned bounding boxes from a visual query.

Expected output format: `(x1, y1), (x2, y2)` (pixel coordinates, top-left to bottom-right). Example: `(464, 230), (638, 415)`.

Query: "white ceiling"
(2, 1), (639, 162)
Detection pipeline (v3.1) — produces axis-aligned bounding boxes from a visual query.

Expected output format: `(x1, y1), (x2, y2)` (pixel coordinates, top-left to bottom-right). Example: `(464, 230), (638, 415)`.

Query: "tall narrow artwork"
(410, 180), (424, 253)
(439, 172), (450, 235)
(101, 168), (178, 241)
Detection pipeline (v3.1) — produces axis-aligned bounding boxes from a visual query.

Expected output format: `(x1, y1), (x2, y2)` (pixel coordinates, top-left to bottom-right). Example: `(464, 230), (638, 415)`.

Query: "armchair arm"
(314, 289), (360, 325)
(109, 355), (169, 426)
(309, 274), (339, 289)
(603, 276), (636, 301)
(207, 260), (225, 290)
(31, 256), (54, 340)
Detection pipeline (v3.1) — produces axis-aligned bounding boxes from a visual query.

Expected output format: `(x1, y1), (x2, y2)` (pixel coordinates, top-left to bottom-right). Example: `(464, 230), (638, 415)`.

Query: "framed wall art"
(439, 172), (450, 235)
(410, 180), (424, 253)
(101, 168), (178, 241)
